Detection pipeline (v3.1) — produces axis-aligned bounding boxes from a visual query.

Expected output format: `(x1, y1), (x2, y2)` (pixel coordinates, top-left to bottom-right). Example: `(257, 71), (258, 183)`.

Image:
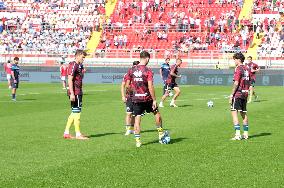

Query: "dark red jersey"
(123, 71), (132, 100)
(67, 61), (83, 95)
(126, 65), (153, 103)
(166, 64), (178, 84)
(246, 62), (259, 80)
(233, 65), (251, 99)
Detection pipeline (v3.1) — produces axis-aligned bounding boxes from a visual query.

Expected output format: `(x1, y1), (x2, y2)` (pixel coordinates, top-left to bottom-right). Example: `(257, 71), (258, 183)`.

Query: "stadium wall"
(1, 67), (284, 86)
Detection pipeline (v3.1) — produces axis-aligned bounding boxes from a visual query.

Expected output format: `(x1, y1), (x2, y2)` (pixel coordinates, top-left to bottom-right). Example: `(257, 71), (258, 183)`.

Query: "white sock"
(76, 132), (82, 137)
(64, 130), (69, 135)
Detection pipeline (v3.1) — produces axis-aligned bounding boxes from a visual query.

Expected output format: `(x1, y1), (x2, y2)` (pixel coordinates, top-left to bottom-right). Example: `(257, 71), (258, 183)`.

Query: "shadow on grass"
(249, 132), (271, 139)
(253, 99), (268, 103)
(178, 104), (193, 108)
(141, 129), (157, 133)
(88, 132), (120, 138)
(23, 98), (37, 101)
(143, 137), (188, 146)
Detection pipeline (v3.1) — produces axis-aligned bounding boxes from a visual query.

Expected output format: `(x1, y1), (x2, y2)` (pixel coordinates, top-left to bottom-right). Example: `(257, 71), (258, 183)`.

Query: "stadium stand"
(0, 0), (283, 65)
(96, 0), (249, 59)
(0, 0), (105, 56)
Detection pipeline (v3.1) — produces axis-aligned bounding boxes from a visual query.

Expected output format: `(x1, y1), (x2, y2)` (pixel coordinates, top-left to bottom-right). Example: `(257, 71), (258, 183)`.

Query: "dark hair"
(7, 60), (11, 63)
(247, 56), (252, 59)
(14, 57), (19, 61)
(233, 52), (245, 63)
(176, 58), (182, 63)
(140, 51), (150, 59)
(60, 62), (64, 65)
(133, 61), (140, 66)
(75, 49), (87, 56)
(165, 58), (170, 61)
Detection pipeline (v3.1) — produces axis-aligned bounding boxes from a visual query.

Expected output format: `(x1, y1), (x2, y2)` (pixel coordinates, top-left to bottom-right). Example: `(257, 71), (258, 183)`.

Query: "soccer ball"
(207, 100), (214, 107)
(161, 131), (171, 144)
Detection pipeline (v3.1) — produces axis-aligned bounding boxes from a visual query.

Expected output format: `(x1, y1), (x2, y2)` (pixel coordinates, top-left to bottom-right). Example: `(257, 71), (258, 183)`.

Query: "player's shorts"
(12, 80), (19, 89)
(165, 82), (178, 91)
(250, 79), (256, 87)
(61, 76), (66, 81)
(133, 100), (159, 116)
(125, 98), (134, 113)
(231, 97), (247, 112)
(6, 74), (11, 80)
(70, 95), (82, 113)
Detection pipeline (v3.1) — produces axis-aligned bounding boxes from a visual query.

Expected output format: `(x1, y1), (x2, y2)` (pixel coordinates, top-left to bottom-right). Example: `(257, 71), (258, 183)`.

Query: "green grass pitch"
(0, 83), (283, 187)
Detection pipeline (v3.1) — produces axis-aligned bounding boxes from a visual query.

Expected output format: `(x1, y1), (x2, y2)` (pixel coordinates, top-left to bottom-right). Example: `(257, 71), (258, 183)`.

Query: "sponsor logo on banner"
(180, 75), (187, 84)
(262, 76), (270, 85)
(198, 75), (223, 85)
(101, 73), (124, 83)
(227, 75), (233, 85)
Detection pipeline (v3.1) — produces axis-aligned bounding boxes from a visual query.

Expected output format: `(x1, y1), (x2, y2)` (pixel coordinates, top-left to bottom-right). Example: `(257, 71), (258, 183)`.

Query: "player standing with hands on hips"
(229, 53), (251, 140)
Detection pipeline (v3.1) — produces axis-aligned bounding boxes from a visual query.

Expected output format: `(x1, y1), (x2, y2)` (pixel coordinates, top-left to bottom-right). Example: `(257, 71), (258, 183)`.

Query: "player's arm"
(229, 80), (239, 104)
(252, 65), (260, 73)
(121, 81), (126, 103)
(148, 80), (157, 109)
(11, 67), (16, 82)
(170, 68), (181, 78)
(159, 67), (163, 78)
(68, 75), (75, 101)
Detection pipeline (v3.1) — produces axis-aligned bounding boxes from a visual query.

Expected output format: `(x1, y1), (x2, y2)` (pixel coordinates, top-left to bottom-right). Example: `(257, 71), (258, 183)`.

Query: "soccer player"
(121, 61), (140, 135)
(10, 57), (20, 101)
(63, 50), (89, 140)
(60, 62), (68, 89)
(4, 60), (12, 89)
(125, 51), (165, 147)
(159, 58), (173, 100)
(159, 58), (182, 107)
(229, 53), (251, 140)
(246, 56), (260, 103)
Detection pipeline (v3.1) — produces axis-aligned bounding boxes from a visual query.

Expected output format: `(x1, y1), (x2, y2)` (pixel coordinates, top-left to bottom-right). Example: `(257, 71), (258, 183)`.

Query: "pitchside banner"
(1, 69), (284, 86)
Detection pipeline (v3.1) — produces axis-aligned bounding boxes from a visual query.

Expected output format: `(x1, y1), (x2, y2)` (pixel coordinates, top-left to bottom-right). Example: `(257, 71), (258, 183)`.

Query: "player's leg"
(170, 86), (180, 107)
(153, 111), (165, 143)
(159, 84), (169, 107)
(240, 111), (249, 139)
(7, 74), (11, 89)
(64, 98), (76, 139)
(240, 98), (249, 139)
(11, 81), (18, 101)
(61, 77), (66, 89)
(230, 98), (241, 140)
(73, 95), (88, 139)
(133, 103), (144, 147)
(125, 112), (133, 135)
(134, 115), (142, 147)
(248, 86), (253, 103)
(125, 100), (134, 135)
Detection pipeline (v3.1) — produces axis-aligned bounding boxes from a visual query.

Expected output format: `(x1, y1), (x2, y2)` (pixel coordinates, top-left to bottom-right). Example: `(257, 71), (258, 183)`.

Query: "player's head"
(75, 49), (87, 64)
(233, 52), (245, 66)
(176, 58), (183, 66)
(140, 51), (150, 65)
(165, 58), (170, 64)
(14, 57), (19, 64)
(60, 62), (64, 65)
(133, 61), (140, 66)
(7, 60), (11, 64)
(247, 56), (252, 63)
